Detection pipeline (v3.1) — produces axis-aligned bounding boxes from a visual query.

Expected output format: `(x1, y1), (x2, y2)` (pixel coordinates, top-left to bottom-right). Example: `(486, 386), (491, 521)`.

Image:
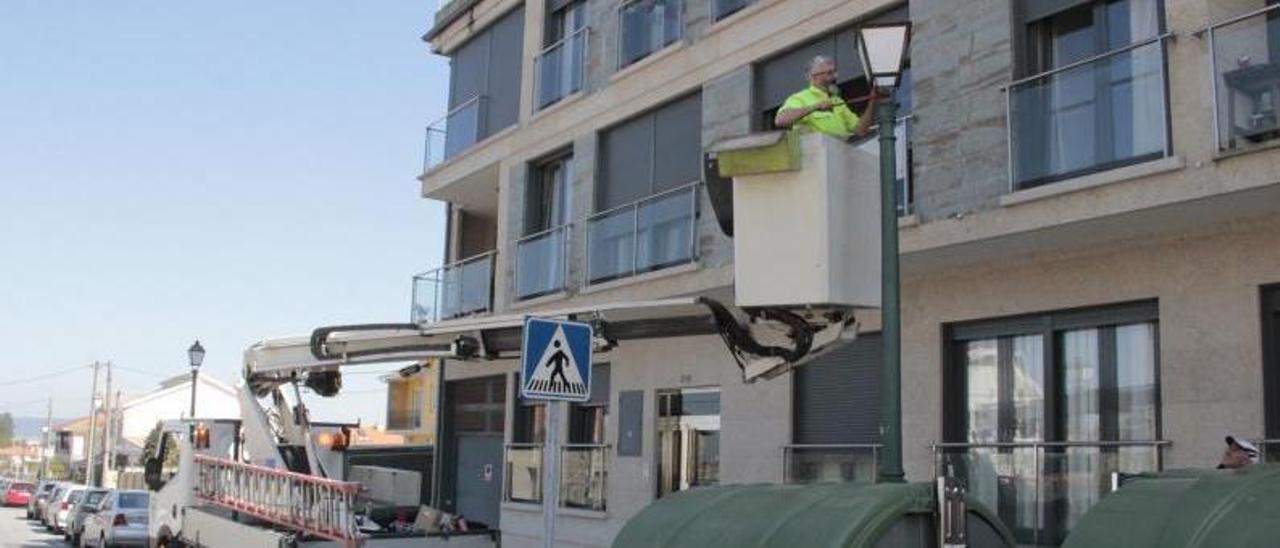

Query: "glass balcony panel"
(587, 208), (636, 283)
(536, 30), (587, 110)
(505, 444), (543, 504)
(1211, 6), (1280, 151)
(783, 446), (878, 484)
(560, 445), (608, 511)
(410, 252), (494, 323)
(619, 0), (682, 68)
(516, 226), (569, 300)
(635, 187), (696, 274)
(1010, 41), (1167, 188)
(423, 97), (487, 171)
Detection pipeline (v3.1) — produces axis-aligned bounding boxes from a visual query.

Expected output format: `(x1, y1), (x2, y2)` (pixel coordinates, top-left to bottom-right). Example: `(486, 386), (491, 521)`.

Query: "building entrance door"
(455, 434), (503, 529)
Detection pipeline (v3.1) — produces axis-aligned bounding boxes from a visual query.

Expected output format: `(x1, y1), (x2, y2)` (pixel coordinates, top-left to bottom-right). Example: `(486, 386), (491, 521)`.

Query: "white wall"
(120, 379), (240, 442)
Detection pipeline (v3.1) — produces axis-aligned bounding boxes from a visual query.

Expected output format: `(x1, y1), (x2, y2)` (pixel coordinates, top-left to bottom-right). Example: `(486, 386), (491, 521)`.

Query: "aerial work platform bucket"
(709, 131), (882, 310)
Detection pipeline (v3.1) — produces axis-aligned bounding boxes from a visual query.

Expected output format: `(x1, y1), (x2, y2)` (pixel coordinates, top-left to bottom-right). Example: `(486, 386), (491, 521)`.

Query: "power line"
(0, 365), (86, 387)
(112, 364), (169, 379)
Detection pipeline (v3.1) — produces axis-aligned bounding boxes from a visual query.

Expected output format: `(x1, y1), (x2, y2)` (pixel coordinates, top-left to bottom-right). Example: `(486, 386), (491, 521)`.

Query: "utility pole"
(39, 398), (51, 481)
(100, 362), (113, 488)
(104, 388), (120, 488)
(84, 361), (101, 487)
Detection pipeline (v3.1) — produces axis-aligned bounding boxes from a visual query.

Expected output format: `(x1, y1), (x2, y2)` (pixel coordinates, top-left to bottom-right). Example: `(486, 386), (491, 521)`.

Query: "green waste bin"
(612, 482), (1017, 548)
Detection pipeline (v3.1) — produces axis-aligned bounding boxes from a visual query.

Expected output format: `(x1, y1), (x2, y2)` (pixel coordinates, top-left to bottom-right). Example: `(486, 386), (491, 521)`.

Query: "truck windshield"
(118, 493), (149, 508)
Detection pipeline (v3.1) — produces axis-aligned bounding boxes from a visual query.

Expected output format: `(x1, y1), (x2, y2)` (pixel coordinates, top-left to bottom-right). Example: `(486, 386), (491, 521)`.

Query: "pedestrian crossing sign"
(521, 317), (593, 401)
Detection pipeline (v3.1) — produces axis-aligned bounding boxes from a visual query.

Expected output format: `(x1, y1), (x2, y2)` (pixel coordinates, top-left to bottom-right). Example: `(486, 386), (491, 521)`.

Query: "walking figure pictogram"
(546, 340), (572, 386)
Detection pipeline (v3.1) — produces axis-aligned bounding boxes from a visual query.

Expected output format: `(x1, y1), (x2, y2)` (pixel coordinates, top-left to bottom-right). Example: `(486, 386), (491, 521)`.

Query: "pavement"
(0, 506), (69, 548)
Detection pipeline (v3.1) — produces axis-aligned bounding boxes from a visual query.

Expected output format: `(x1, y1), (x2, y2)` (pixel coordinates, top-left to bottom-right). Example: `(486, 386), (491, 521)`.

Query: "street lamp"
(857, 21), (910, 484)
(188, 340), (205, 420)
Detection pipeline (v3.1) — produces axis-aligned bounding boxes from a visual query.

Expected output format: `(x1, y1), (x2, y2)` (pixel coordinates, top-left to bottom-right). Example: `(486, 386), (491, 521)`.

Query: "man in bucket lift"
(774, 55), (880, 140)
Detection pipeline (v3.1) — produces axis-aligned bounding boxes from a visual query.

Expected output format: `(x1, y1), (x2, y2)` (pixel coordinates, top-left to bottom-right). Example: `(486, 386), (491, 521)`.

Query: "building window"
(517, 153), (573, 300)
(537, 0), (588, 109)
(1011, 0), (1169, 189)
(787, 335), (882, 483)
(590, 93), (701, 284)
(1206, 0), (1280, 151)
(943, 301), (1160, 544)
(386, 378), (424, 430)
(618, 0), (682, 68)
(752, 6), (913, 214)
(428, 6), (525, 166)
(656, 387), (720, 497)
(562, 365), (609, 511)
(507, 374), (546, 504)
(1263, 284), (1280, 461)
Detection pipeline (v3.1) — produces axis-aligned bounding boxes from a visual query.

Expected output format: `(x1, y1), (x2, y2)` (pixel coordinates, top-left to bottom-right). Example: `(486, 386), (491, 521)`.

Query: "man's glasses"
(810, 69), (837, 77)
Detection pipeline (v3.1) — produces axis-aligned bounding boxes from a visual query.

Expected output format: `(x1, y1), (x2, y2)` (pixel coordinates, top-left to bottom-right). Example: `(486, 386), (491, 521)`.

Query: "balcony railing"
(618, 0), (682, 68)
(515, 224), (571, 301)
(560, 444), (608, 511)
(535, 28), (589, 110)
(1006, 34), (1172, 190)
(504, 443), (543, 504)
(1203, 4), (1280, 151)
(586, 182), (699, 285)
(932, 440), (1169, 547)
(711, 0), (753, 21)
(782, 444), (880, 484)
(423, 95), (487, 172)
(411, 251), (495, 323)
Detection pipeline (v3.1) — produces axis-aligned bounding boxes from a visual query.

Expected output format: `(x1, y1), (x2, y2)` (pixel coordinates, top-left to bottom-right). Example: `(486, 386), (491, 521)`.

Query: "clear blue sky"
(0, 1), (450, 427)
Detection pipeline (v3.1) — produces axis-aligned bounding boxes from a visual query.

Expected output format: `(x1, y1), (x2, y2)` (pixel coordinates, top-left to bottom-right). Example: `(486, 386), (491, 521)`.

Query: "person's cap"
(1225, 434), (1260, 456)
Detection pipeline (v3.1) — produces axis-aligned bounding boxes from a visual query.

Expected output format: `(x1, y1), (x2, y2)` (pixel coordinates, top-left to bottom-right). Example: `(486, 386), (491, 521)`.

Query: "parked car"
(81, 490), (149, 548)
(43, 482), (70, 528)
(3, 481), (34, 507)
(53, 486), (88, 533)
(66, 488), (110, 545)
(28, 480), (58, 520)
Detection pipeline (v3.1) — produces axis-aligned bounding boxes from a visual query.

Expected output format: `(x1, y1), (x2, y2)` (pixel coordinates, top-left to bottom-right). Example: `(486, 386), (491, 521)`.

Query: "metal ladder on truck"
(193, 454), (363, 547)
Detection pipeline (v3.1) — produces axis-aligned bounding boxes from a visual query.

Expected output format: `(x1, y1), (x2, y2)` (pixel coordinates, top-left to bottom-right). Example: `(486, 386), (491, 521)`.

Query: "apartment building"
(415, 0), (1280, 545)
(384, 361), (440, 444)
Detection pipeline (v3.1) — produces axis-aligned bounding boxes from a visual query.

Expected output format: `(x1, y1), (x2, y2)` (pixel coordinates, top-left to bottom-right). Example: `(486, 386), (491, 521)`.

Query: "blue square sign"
(521, 317), (593, 402)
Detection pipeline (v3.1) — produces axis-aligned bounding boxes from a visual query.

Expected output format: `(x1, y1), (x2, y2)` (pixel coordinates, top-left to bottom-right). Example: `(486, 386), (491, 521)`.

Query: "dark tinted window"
(117, 492), (149, 508)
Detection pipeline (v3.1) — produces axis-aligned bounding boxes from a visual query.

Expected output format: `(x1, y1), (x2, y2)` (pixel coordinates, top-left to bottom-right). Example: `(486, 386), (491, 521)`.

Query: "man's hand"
(811, 99), (833, 112)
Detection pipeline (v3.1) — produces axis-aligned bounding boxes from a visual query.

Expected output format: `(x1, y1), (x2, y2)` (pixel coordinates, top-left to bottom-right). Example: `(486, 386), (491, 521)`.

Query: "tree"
(0, 412), (14, 447)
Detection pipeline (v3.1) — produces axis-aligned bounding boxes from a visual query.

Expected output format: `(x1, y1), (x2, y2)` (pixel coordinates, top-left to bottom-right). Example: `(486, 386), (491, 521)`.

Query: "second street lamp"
(857, 21), (910, 484)
(188, 340), (205, 420)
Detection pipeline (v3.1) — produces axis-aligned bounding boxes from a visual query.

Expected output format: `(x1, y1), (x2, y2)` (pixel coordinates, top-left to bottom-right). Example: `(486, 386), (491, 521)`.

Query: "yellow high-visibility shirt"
(779, 85), (860, 139)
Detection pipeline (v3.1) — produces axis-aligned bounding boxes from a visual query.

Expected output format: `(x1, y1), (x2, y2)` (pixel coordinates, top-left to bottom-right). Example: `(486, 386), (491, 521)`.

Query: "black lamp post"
(857, 21), (911, 484)
(188, 340), (205, 420)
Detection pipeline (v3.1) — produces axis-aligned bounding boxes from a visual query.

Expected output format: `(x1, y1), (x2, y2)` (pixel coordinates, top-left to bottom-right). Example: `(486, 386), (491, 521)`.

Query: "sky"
(0, 1), (450, 428)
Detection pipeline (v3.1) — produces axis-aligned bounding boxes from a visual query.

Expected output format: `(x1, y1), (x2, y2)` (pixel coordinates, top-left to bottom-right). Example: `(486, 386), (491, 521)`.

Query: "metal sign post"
(521, 317), (593, 548)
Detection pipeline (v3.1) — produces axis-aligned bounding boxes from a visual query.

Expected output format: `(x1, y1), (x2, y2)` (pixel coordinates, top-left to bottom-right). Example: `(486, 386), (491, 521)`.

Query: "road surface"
(0, 506), (67, 548)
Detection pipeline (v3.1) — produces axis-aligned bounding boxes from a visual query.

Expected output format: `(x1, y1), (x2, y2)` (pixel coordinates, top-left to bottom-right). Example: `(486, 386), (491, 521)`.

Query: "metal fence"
(932, 440), (1169, 547)
(781, 444), (880, 484)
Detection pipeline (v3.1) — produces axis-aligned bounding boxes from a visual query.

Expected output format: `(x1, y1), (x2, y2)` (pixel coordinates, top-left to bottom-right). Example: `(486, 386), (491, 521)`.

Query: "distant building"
(382, 361), (439, 445)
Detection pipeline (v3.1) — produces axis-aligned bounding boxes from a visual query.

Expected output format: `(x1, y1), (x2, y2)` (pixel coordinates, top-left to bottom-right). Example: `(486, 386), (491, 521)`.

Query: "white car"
(52, 485), (88, 533)
(81, 490), (150, 548)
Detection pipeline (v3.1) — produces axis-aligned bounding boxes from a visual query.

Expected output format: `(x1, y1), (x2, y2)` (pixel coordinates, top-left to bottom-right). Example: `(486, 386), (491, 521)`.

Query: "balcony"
(781, 444), (880, 484)
(1007, 34), (1171, 189)
(586, 182), (699, 285)
(560, 444), (608, 511)
(504, 443), (543, 504)
(932, 440), (1168, 547)
(618, 0), (682, 68)
(411, 251), (495, 323)
(1205, 4), (1280, 152)
(535, 28), (589, 110)
(515, 225), (570, 301)
(423, 96), (488, 172)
